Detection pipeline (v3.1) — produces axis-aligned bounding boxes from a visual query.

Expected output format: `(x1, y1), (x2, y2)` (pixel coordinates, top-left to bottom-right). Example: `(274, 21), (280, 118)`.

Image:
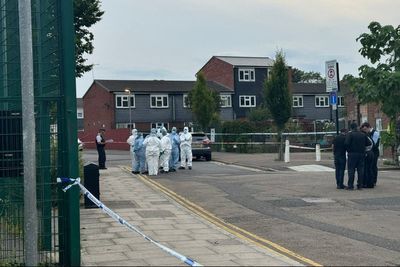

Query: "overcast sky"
(75, 0), (400, 97)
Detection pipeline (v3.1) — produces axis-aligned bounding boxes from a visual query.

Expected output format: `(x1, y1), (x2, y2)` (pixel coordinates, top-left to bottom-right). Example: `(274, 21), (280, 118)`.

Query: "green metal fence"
(0, 0), (79, 265)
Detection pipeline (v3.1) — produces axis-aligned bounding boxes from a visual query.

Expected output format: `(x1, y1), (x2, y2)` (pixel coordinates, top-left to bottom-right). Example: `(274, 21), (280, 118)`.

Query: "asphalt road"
(83, 149), (400, 266)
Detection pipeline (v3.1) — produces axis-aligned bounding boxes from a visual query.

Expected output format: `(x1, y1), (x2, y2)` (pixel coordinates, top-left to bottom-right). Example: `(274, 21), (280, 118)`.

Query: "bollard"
(84, 162), (100, 208)
(284, 139), (290, 163)
(315, 144), (321, 161)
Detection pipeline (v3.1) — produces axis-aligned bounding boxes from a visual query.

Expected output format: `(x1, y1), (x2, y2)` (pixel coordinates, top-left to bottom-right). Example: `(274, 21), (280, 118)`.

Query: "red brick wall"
(83, 82), (115, 132)
(199, 57), (234, 89)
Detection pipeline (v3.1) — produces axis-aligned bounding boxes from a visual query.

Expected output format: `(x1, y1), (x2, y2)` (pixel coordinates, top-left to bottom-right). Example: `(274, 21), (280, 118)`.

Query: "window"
(77, 111), (84, 118)
(183, 94), (190, 108)
(220, 94), (232, 108)
(116, 95), (135, 108)
(239, 95), (256, 107)
(238, 68), (255, 82)
(116, 122), (135, 129)
(151, 122), (168, 130)
(338, 96), (345, 107)
(292, 96), (303, 107)
(150, 95), (168, 108)
(315, 96), (329, 107)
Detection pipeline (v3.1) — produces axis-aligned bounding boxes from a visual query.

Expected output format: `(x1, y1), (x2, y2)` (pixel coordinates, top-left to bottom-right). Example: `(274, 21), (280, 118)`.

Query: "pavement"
(80, 165), (303, 266)
(80, 151), (399, 266)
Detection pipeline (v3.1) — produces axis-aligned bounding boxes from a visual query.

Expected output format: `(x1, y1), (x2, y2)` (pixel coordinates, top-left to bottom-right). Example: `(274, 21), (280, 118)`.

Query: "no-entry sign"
(325, 60), (338, 92)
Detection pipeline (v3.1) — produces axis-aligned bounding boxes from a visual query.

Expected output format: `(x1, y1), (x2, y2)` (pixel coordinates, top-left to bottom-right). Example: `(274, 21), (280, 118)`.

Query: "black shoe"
(346, 187), (354, 190)
(160, 170), (165, 173)
(99, 167), (107, 170)
(170, 168), (176, 172)
(142, 171), (148, 174)
(178, 166), (185, 170)
(337, 185), (346, 189)
(357, 186), (363, 190)
(188, 166), (192, 170)
(132, 171), (139, 174)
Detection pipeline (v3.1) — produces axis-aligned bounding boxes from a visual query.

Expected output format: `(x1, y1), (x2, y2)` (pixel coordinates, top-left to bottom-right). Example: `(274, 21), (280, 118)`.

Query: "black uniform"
(332, 133), (347, 189)
(96, 134), (106, 169)
(370, 129), (380, 185)
(363, 135), (374, 188)
(344, 129), (371, 189)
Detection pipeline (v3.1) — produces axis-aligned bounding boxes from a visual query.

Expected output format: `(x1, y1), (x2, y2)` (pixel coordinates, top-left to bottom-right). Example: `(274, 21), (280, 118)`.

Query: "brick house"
(82, 79), (234, 133)
(198, 56), (276, 118)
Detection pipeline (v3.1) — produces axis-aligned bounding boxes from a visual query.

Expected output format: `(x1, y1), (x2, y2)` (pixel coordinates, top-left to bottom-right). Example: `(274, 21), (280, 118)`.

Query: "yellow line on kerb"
(122, 166), (321, 266)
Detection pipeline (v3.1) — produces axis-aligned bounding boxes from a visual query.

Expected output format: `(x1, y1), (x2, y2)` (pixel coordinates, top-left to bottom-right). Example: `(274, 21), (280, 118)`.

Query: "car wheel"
(205, 155), (211, 161)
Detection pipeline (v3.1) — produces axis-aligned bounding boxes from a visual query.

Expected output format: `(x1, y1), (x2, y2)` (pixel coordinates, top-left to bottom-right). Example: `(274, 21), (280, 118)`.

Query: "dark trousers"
(97, 146), (106, 168)
(372, 150), (379, 185)
(363, 151), (374, 188)
(334, 155), (346, 187)
(347, 152), (365, 188)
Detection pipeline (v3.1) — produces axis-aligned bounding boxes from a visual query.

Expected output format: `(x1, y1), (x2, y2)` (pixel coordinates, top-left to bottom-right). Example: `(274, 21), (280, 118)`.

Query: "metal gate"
(0, 0), (80, 265)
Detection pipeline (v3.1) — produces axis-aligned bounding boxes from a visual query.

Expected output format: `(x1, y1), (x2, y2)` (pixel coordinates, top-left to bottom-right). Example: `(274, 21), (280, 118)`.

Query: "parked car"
(191, 132), (212, 161)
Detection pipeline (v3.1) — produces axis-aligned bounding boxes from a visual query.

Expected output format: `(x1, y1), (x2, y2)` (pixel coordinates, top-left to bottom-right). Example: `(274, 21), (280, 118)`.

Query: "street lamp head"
(124, 88), (131, 94)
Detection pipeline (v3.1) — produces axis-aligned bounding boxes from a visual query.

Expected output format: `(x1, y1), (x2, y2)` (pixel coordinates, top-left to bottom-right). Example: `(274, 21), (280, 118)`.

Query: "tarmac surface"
(80, 150), (399, 266)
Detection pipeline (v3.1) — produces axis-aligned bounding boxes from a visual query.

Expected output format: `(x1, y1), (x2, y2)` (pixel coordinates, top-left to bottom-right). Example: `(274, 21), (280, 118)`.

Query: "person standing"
(169, 127), (180, 172)
(133, 132), (146, 174)
(179, 127), (192, 170)
(332, 128), (348, 189)
(159, 128), (172, 173)
(344, 123), (372, 190)
(96, 128), (107, 169)
(126, 128), (138, 172)
(366, 123), (380, 185)
(143, 128), (161, 176)
(361, 122), (378, 188)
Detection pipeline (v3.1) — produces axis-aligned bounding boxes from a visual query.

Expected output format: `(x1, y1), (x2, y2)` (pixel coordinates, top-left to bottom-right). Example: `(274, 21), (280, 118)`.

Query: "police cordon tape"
(57, 177), (202, 267)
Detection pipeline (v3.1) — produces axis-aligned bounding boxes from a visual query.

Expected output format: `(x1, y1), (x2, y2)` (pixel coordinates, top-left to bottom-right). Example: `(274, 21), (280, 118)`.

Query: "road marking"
(122, 166), (322, 266)
(302, 198), (335, 203)
(289, 164), (334, 172)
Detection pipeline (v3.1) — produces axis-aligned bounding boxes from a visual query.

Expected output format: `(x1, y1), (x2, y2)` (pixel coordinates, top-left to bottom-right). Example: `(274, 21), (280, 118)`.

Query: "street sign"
(330, 91), (337, 105)
(325, 60), (338, 92)
(210, 128), (215, 143)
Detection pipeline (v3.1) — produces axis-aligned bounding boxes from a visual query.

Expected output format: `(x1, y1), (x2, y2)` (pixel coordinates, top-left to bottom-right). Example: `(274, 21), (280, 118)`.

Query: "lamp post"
(124, 88), (132, 129)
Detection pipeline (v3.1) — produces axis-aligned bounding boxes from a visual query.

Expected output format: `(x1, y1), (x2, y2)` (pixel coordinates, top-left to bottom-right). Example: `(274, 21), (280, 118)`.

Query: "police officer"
(344, 123), (372, 190)
(332, 128), (348, 189)
(96, 128), (107, 169)
(361, 123), (374, 188)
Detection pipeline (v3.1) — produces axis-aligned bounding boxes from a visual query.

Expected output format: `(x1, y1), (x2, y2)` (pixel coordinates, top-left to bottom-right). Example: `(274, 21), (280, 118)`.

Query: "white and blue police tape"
(57, 177), (202, 267)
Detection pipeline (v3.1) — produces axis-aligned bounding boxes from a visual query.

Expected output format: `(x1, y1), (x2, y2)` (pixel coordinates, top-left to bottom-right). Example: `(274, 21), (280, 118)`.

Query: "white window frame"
(116, 95), (135, 108)
(337, 96), (345, 107)
(220, 94), (232, 108)
(239, 95), (256, 107)
(292, 95), (303, 108)
(150, 94), (169, 108)
(183, 94), (190, 108)
(151, 122), (168, 130)
(238, 68), (255, 82)
(116, 122), (135, 129)
(315, 95), (329, 107)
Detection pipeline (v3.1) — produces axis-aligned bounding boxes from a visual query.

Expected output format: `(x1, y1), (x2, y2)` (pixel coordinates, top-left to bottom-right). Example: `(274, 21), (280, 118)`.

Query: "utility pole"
(18, 0), (38, 265)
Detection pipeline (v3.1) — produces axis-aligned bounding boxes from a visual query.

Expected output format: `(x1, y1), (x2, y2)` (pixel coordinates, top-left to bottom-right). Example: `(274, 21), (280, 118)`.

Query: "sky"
(75, 0), (400, 97)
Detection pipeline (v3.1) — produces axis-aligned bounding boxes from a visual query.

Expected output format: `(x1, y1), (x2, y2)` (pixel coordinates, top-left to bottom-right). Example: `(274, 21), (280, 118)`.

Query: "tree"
(264, 51), (292, 160)
(188, 73), (220, 131)
(74, 0), (104, 77)
(291, 68), (325, 83)
(352, 22), (400, 161)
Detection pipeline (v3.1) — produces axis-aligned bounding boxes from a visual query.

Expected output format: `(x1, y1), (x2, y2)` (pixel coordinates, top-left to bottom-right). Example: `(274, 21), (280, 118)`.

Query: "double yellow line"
(125, 167), (321, 266)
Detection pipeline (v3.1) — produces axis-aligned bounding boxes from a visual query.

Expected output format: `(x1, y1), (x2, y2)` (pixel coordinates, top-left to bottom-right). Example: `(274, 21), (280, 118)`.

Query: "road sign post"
(325, 60), (340, 135)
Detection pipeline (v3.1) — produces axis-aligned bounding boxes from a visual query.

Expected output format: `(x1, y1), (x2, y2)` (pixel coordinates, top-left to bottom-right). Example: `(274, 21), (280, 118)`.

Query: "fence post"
(316, 144), (321, 161)
(18, 0), (38, 265)
(284, 139), (290, 163)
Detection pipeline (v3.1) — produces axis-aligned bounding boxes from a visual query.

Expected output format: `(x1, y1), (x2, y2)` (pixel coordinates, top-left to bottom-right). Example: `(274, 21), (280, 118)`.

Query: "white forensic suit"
(126, 128), (138, 171)
(143, 129), (161, 176)
(179, 127), (192, 169)
(160, 131), (172, 172)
